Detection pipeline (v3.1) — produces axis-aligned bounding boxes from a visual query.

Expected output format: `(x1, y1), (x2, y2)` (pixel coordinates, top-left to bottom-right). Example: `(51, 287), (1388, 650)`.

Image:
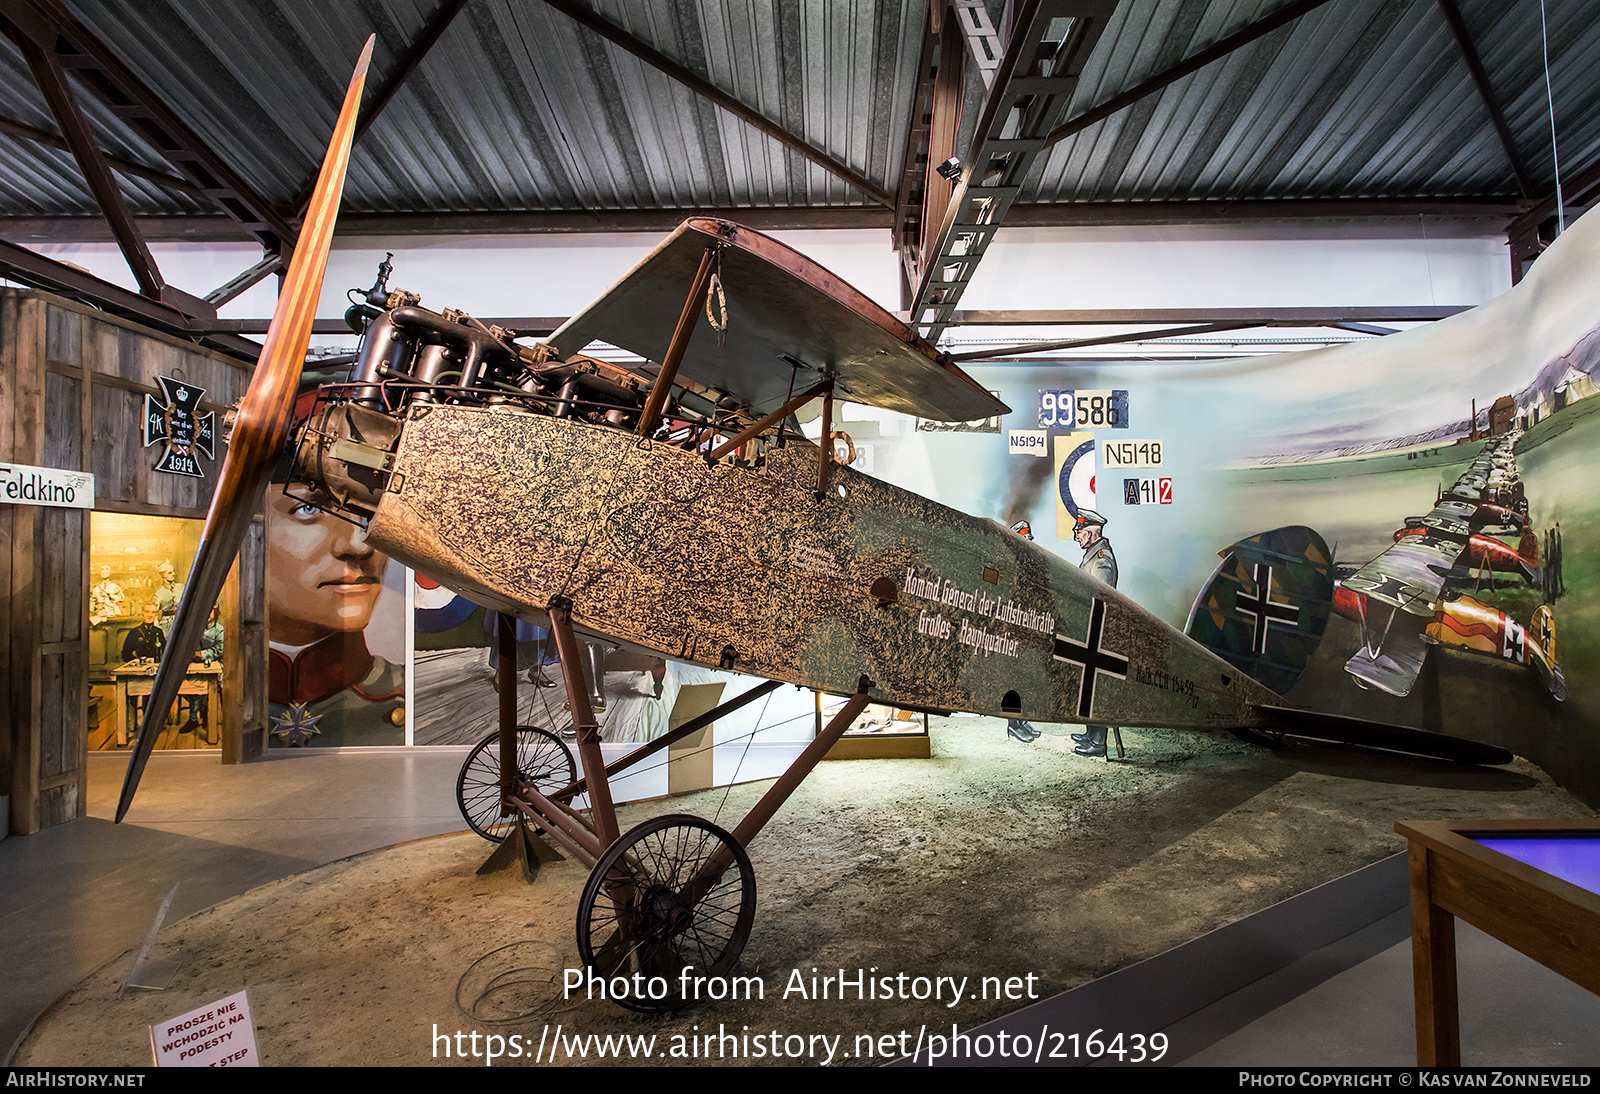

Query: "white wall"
(19, 217), (1513, 354)
(965, 222), (1511, 312)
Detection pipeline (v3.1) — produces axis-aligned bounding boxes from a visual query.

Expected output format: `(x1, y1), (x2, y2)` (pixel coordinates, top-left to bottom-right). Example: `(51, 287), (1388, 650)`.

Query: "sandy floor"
(17, 720), (1590, 1067)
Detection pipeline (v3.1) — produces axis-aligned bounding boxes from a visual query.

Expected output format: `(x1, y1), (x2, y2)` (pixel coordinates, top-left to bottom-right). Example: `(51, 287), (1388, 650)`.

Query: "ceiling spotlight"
(935, 156), (963, 181)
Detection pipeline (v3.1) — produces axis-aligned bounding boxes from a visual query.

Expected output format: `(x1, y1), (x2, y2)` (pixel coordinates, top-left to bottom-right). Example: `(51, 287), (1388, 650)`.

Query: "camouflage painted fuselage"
(365, 406), (1277, 728)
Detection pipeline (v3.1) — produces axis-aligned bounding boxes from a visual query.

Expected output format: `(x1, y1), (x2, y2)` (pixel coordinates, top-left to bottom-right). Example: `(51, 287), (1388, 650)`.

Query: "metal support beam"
(205, 251), (284, 308)
(554, 679), (784, 801)
(815, 379), (834, 498)
(703, 379), (831, 463)
(951, 0), (1004, 92)
(4, 0), (298, 252)
(0, 236), (263, 358)
(1044, 0), (1338, 148)
(1435, 0), (1532, 198)
(0, 111), (206, 197)
(913, 1), (1119, 341)
(546, 599), (619, 851)
(892, 20), (939, 279)
(540, 0), (894, 208)
(953, 321), (1255, 361)
(4, 9), (164, 299)
(726, 677), (873, 851)
(494, 612), (520, 822)
(932, 305), (1470, 325)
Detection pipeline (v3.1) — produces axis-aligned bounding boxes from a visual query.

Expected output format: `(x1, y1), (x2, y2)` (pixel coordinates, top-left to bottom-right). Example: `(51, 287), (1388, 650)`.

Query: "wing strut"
(816, 378), (836, 498)
(636, 243), (718, 438)
(703, 379), (831, 463)
(114, 37), (374, 822)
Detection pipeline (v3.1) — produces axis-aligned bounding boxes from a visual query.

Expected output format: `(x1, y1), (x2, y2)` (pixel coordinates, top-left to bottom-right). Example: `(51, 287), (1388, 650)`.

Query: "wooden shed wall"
(2, 289), (268, 835)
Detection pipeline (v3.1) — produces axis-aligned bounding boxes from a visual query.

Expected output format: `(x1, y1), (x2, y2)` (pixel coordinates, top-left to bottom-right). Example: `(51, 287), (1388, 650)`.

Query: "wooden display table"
(1395, 818), (1600, 1066)
(112, 660), (222, 747)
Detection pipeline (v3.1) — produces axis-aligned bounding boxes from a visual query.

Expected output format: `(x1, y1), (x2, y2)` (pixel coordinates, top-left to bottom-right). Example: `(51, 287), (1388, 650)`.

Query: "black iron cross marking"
(142, 375), (215, 479)
(1234, 563), (1301, 654)
(1504, 623), (1525, 662)
(1053, 597), (1129, 719)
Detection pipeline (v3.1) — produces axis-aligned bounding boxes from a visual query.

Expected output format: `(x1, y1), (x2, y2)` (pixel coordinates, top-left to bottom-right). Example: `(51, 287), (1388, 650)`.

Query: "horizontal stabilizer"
(1254, 705), (1513, 766)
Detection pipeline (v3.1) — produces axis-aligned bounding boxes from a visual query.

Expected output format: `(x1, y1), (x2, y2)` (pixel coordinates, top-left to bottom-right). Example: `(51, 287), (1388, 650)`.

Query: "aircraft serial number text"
(1132, 666), (1199, 707)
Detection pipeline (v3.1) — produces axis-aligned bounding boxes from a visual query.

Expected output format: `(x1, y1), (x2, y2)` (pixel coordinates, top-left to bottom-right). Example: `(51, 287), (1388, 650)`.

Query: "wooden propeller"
(115, 37), (374, 822)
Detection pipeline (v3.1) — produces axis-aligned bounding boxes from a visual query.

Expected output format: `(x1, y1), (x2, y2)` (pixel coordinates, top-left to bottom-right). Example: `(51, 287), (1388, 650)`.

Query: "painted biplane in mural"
(114, 42), (1512, 1012)
(1326, 436), (1563, 700)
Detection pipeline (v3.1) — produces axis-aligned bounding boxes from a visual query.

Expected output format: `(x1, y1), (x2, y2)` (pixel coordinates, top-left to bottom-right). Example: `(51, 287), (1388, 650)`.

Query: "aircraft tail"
(1529, 603), (1567, 701)
(1185, 526), (1334, 696)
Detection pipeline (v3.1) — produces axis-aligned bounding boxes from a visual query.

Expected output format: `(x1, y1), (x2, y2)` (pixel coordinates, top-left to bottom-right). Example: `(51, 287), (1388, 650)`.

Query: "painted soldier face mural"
(265, 491), (405, 746)
(265, 492), (387, 644)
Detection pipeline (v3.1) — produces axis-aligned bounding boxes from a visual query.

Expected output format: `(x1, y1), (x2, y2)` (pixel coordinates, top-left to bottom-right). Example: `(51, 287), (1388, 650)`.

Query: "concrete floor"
(1, 748), (468, 1063)
(3, 743), (1597, 1067)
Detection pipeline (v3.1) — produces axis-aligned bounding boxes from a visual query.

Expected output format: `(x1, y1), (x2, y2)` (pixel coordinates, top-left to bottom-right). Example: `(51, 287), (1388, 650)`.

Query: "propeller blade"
(115, 36), (374, 823)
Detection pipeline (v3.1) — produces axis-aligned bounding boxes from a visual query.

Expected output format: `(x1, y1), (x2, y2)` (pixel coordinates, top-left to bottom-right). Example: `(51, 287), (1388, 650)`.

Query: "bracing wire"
(1540, 0), (1565, 235)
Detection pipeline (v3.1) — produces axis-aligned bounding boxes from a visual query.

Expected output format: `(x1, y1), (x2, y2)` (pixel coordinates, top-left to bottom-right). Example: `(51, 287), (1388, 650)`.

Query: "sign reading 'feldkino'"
(0, 463), (94, 509)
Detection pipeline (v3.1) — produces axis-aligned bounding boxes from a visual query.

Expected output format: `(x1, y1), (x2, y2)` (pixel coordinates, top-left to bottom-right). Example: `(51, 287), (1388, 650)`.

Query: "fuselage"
(350, 405), (1276, 729)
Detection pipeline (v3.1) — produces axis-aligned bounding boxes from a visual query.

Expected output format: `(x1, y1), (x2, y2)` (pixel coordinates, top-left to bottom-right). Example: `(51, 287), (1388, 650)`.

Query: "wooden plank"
(63, 508), (83, 640)
(92, 497), (208, 520)
(39, 508), (66, 643)
(43, 372), (82, 468)
(38, 782), (77, 829)
(89, 384), (136, 502)
(39, 652), (63, 778)
(8, 296), (44, 833)
(221, 554), (241, 764)
(44, 304), (81, 368)
(79, 369), (233, 415)
(0, 293), (17, 819)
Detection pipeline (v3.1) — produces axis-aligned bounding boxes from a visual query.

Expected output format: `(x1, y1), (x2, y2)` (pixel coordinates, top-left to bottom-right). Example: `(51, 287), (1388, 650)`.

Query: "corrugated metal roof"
(1027, 0), (1600, 205)
(0, 0), (1597, 229)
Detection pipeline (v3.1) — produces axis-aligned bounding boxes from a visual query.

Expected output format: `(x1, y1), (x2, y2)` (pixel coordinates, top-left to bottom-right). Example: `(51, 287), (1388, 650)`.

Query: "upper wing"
(1337, 498), (1471, 697)
(545, 218), (1009, 423)
(1342, 528), (1466, 616)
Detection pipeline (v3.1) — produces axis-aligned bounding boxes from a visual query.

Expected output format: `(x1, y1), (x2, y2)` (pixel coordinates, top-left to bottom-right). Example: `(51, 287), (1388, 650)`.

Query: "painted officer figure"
(1071, 509), (1118, 757)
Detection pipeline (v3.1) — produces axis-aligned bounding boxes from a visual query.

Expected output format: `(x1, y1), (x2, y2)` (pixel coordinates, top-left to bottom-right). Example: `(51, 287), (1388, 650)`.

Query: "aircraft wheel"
(576, 814), (756, 1013)
(456, 726), (577, 842)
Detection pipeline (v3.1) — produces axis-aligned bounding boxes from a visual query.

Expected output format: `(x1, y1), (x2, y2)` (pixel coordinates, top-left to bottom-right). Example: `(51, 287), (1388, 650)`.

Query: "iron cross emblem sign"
(143, 376), (215, 478)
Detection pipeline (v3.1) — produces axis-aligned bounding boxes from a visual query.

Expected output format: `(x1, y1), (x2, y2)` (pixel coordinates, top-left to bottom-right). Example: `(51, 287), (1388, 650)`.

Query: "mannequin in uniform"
(1069, 509), (1118, 757)
(90, 565), (127, 626)
(121, 602), (166, 662)
(154, 559), (183, 637)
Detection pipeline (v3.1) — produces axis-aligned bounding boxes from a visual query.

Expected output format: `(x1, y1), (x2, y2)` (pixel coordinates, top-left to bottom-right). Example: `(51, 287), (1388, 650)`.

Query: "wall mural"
(876, 208), (1600, 806)
(264, 489), (408, 747)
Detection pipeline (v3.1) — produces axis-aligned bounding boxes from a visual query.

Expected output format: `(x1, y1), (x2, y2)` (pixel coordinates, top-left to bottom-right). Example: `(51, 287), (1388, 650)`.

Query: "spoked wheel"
(576, 814), (756, 1013)
(456, 726), (577, 842)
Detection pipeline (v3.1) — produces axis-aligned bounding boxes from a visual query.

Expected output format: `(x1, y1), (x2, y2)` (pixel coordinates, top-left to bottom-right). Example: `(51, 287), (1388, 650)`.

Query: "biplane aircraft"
(1325, 435), (1563, 701)
(115, 43), (1512, 1012)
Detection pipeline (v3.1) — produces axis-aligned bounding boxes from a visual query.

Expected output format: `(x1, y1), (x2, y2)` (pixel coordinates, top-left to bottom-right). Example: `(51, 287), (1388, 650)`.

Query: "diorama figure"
(121, 602), (166, 662)
(1070, 510), (1119, 757)
(266, 490), (403, 745)
(89, 564), (126, 626)
(154, 559), (183, 637)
